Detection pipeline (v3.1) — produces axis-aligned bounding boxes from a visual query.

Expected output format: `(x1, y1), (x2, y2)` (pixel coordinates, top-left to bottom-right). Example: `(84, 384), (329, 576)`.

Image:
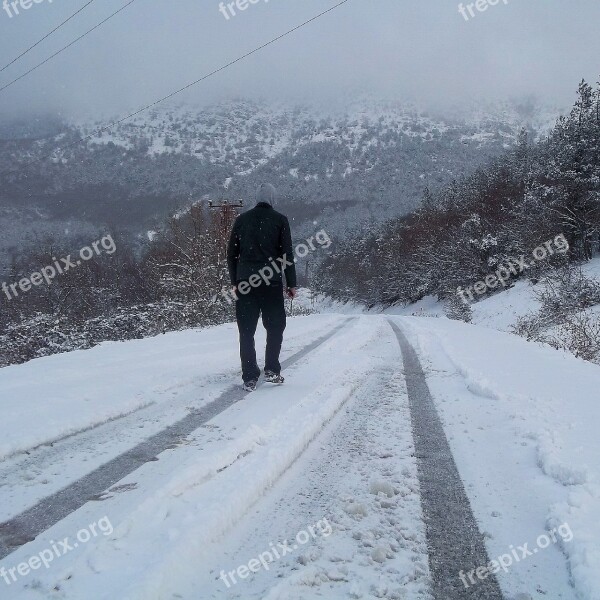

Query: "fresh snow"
(2, 280), (600, 599)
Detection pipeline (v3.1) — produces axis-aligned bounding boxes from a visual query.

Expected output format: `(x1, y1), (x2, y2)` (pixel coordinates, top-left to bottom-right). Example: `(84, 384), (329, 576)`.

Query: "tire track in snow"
(388, 319), (504, 600)
(199, 363), (431, 599)
(0, 319), (342, 522)
(0, 317), (354, 561)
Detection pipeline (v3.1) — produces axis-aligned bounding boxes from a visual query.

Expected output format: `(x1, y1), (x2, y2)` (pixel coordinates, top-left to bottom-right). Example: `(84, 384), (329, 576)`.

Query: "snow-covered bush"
(513, 266), (600, 364)
(0, 301), (231, 368)
(444, 295), (473, 323)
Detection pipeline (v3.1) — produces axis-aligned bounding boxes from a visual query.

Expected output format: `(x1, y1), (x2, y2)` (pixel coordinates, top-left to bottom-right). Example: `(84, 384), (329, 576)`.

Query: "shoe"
(242, 380), (257, 392)
(264, 371), (285, 384)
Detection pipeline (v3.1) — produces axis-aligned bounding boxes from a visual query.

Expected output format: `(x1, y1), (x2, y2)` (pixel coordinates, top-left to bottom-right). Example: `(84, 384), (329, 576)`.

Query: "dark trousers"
(235, 283), (287, 383)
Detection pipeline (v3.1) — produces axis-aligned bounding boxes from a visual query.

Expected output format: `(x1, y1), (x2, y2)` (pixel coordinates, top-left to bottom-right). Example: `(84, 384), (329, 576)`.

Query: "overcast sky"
(0, 0), (599, 120)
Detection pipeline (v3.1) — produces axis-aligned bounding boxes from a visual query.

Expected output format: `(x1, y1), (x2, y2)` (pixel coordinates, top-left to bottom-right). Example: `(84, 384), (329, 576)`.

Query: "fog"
(0, 0), (599, 120)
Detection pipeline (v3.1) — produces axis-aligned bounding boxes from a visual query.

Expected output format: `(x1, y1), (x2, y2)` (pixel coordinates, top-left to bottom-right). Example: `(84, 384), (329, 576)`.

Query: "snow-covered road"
(1, 314), (598, 600)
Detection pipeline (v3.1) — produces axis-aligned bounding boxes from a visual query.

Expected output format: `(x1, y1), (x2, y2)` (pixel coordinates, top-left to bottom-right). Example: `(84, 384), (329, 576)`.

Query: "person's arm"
(227, 221), (240, 287)
(280, 217), (297, 292)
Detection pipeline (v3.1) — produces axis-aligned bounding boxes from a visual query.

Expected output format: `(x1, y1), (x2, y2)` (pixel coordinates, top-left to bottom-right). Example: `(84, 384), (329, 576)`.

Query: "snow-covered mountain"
(79, 96), (557, 172)
(0, 97), (561, 267)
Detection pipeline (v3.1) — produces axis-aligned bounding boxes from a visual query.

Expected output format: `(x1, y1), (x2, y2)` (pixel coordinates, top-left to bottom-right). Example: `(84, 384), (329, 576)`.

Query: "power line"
(0, 0), (141, 94)
(33, 0), (352, 163)
(0, 0), (98, 74)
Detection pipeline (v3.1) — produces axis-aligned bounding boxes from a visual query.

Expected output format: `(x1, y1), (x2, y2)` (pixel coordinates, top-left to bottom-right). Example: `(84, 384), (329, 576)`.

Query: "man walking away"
(227, 183), (297, 392)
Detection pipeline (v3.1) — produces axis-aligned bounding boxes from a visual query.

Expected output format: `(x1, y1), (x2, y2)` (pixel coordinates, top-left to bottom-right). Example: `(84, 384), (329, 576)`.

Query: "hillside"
(0, 97), (559, 268)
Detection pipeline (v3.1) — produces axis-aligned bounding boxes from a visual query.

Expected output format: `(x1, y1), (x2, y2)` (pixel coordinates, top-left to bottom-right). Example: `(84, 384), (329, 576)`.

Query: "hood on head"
(256, 183), (276, 207)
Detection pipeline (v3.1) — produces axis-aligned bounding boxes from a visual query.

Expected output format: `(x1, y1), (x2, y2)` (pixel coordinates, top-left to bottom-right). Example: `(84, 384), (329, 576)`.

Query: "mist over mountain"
(0, 95), (561, 272)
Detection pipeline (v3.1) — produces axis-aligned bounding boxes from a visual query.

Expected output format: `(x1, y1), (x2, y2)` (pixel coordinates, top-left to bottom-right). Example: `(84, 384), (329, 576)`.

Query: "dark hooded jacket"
(227, 186), (297, 288)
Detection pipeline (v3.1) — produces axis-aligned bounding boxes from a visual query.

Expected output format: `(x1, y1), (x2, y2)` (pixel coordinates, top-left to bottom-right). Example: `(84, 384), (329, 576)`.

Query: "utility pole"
(209, 199), (244, 291)
(208, 199), (244, 256)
